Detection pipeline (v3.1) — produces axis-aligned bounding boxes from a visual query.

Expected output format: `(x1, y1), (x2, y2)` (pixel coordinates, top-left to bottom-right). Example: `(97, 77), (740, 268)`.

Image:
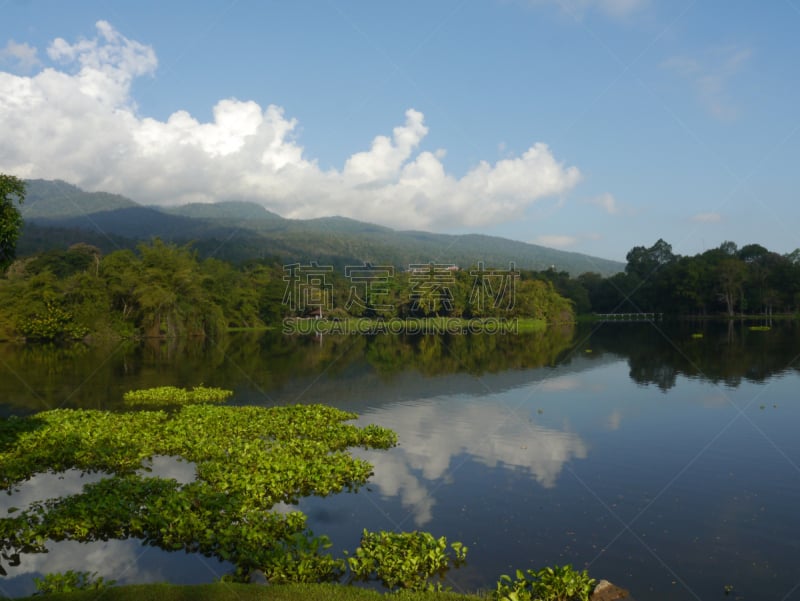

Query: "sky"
(1, 0), (799, 262)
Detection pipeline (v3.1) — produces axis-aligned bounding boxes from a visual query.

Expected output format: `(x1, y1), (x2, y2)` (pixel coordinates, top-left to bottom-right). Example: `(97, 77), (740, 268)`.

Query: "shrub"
(347, 529), (467, 591)
(493, 564), (595, 601)
(33, 570), (115, 594)
(17, 302), (89, 341)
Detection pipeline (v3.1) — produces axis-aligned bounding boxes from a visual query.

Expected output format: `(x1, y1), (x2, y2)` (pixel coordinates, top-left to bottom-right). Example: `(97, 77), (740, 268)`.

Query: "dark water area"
(2, 320), (800, 599)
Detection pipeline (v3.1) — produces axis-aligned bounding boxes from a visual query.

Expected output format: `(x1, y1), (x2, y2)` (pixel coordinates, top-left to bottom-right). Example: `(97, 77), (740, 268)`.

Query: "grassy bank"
(12, 583), (486, 601)
(282, 316), (547, 335)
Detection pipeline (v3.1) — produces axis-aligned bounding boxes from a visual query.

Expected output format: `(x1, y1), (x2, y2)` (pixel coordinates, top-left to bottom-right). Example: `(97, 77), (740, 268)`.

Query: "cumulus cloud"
(691, 212), (722, 223)
(1, 40), (41, 72)
(0, 21), (581, 231)
(662, 46), (751, 120)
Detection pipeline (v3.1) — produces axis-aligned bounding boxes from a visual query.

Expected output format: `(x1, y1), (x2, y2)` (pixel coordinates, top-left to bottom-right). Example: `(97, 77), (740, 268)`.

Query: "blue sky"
(1, 1), (799, 262)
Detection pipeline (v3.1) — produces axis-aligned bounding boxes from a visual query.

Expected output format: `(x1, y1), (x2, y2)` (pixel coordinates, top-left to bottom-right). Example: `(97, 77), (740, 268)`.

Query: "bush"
(493, 564), (595, 601)
(347, 529), (467, 591)
(17, 302), (89, 341)
(33, 570), (115, 594)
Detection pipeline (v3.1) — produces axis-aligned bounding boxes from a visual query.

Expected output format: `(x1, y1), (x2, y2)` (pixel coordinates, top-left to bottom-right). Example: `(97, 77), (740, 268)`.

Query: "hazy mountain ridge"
(22, 180), (139, 219)
(19, 180), (624, 275)
(160, 201), (284, 222)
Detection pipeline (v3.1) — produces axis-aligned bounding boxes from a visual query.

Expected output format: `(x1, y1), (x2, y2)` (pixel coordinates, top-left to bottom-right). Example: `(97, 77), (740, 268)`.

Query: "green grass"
(282, 316), (547, 335)
(513, 318), (549, 333)
(12, 582), (486, 601)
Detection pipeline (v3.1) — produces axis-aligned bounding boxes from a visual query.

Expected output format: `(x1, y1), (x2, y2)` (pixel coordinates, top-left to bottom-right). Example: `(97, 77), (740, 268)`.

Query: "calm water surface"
(2, 321), (800, 600)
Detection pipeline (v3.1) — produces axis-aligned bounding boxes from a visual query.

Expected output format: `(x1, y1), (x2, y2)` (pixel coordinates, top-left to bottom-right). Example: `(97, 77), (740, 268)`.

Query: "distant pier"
(593, 312), (663, 322)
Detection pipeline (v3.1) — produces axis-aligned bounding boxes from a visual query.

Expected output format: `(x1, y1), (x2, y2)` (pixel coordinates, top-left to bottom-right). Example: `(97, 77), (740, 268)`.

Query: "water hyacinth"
(122, 385), (233, 407)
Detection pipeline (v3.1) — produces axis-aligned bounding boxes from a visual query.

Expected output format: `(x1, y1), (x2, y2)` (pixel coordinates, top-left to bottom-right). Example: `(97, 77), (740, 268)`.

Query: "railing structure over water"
(594, 312), (663, 322)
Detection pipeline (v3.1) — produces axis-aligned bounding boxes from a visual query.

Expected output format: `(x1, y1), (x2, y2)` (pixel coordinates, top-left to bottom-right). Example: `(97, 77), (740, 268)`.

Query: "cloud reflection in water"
(356, 397), (588, 526)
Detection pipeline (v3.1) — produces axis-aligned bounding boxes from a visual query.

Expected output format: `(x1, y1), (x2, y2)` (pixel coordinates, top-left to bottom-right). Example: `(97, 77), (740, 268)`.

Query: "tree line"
(2, 234), (797, 343)
(0, 239), (576, 342)
(564, 238), (800, 317)
(5, 175), (798, 342)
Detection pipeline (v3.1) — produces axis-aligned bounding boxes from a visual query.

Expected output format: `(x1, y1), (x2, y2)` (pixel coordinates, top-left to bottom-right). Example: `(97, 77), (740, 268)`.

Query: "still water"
(2, 320), (800, 599)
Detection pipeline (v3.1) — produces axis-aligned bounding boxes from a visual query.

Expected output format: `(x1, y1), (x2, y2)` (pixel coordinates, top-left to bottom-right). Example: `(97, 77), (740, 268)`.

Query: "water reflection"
(3, 322), (800, 415)
(5, 540), (156, 591)
(0, 326), (578, 413)
(360, 399), (588, 526)
(3, 322), (800, 599)
(0, 457), (206, 597)
(585, 320), (800, 390)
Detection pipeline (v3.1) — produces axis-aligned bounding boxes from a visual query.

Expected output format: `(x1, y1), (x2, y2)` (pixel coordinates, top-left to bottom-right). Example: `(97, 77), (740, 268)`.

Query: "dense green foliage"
(493, 565), (595, 601)
(0, 402), (397, 581)
(122, 385), (232, 407)
(494, 238), (800, 317)
(574, 239), (800, 316)
(0, 238), (575, 341)
(0, 174), (26, 271)
(34, 570), (115, 594)
(0, 386), (477, 591)
(0, 239), (276, 341)
(0, 394), (472, 592)
(347, 530), (467, 591)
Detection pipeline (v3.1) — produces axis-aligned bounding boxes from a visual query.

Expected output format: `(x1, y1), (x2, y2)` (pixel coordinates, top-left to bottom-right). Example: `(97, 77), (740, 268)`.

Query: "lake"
(2, 319), (800, 600)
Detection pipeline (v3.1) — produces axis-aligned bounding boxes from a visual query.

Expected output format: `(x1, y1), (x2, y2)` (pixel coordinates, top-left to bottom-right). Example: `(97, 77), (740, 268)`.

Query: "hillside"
(22, 180), (139, 219)
(18, 180), (624, 275)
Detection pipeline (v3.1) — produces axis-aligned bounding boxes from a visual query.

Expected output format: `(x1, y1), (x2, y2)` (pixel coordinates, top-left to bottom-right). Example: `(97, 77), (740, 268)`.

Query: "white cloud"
(0, 21), (581, 231)
(663, 46), (752, 120)
(691, 212), (722, 223)
(1, 41), (41, 72)
(587, 192), (620, 214)
(533, 234), (579, 248)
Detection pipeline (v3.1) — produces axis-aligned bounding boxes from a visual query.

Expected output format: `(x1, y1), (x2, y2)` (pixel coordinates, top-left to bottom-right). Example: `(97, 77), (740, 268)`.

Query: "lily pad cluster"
(122, 385), (233, 407)
(0, 399), (397, 581)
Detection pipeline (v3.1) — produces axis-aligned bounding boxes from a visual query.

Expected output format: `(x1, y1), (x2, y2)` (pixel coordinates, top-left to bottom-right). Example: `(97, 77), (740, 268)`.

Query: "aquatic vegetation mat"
(0, 402), (397, 581)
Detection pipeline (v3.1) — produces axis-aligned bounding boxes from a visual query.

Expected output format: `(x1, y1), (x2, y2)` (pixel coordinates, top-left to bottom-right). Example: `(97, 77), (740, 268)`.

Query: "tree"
(625, 238), (676, 280)
(131, 239), (224, 338)
(0, 174), (26, 271)
(717, 258), (746, 317)
(622, 239), (677, 311)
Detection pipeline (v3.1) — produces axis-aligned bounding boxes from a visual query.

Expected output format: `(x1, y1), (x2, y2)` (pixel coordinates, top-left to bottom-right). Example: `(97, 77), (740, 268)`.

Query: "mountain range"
(18, 179), (624, 276)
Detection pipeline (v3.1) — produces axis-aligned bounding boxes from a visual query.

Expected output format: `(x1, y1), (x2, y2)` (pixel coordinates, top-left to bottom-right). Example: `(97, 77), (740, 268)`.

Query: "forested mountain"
(22, 180), (139, 218)
(19, 180), (624, 276)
